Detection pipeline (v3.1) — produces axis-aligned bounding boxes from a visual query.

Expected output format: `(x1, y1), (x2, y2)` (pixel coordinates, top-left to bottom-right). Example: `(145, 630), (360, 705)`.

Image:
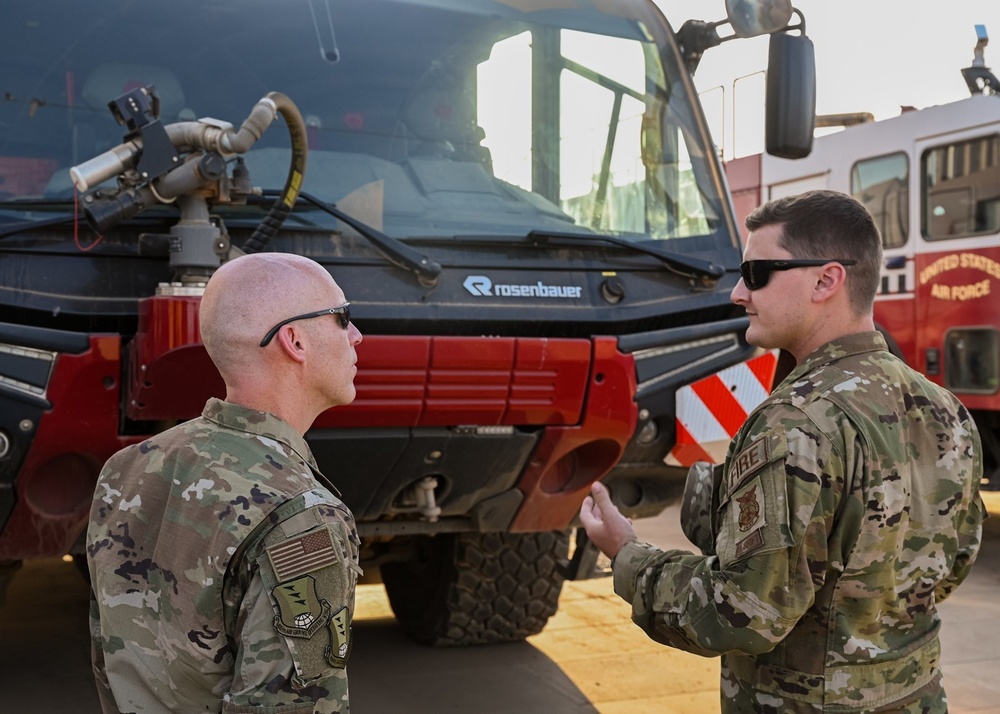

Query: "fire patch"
(733, 476), (766, 557)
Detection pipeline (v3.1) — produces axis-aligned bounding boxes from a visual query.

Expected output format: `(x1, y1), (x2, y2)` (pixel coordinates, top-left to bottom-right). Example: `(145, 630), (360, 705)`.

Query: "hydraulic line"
(241, 92), (308, 253)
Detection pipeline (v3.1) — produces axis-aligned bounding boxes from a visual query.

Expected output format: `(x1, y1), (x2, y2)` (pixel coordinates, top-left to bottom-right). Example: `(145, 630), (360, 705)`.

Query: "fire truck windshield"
(0, 0), (733, 254)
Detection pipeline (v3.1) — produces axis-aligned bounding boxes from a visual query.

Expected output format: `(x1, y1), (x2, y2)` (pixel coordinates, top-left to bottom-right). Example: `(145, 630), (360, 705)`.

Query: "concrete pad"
(3, 493), (998, 714)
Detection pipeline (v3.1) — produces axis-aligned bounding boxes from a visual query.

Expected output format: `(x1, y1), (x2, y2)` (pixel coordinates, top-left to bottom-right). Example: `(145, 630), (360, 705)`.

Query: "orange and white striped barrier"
(665, 351), (778, 466)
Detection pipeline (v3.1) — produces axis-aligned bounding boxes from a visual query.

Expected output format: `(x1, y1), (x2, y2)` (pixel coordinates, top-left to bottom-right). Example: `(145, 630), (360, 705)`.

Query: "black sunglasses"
(739, 259), (857, 291)
(259, 303), (351, 347)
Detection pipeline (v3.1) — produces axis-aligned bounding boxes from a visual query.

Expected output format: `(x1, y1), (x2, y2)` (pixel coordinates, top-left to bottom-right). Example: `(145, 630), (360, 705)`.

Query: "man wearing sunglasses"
(88, 253), (364, 714)
(581, 190), (985, 713)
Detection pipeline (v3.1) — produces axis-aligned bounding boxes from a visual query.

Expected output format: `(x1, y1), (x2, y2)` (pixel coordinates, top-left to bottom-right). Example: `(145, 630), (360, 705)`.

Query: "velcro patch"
(736, 528), (764, 558)
(267, 527), (339, 583)
(733, 476), (766, 557)
(326, 606), (352, 668)
(730, 436), (769, 489)
(272, 575), (332, 638)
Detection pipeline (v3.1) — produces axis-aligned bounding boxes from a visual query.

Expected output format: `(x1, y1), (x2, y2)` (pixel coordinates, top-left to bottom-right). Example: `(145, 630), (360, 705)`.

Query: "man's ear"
(812, 263), (848, 304)
(275, 324), (308, 363)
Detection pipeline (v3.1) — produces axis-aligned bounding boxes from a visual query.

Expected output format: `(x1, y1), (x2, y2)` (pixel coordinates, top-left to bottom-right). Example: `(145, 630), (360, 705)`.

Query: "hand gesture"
(579, 481), (638, 560)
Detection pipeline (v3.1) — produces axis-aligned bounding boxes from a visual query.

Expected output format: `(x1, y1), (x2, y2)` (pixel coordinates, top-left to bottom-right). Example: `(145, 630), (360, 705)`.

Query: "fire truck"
(0, 0), (815, 644)
(725, 25), (1000, 489)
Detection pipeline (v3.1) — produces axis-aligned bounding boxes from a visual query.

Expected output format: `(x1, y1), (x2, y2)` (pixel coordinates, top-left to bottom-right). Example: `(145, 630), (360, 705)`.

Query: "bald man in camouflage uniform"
(87, 253), (364, 713)
(580, 190), (985, 713)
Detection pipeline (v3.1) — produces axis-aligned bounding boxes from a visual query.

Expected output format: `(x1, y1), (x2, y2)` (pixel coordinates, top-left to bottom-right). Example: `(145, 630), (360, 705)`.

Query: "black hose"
(242, 92), (308, 253)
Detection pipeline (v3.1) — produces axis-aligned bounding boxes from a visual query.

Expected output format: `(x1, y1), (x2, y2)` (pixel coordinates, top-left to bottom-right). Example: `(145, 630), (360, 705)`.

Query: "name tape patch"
(730, 436), (770, 492)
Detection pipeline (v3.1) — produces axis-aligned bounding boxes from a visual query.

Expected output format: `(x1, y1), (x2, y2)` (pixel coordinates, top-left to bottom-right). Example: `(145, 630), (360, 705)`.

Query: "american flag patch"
(266, 528), (339, 583)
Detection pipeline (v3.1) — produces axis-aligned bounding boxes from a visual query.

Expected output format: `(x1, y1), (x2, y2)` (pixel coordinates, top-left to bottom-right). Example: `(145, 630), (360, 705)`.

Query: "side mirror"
(765, 31), (816, 159)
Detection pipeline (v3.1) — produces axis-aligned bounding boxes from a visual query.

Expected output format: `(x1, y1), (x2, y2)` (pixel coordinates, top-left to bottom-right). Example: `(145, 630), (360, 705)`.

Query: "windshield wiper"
(1, 195), (443, 286)
(526, 229), (725, 281)
(261, 190), (442, 284)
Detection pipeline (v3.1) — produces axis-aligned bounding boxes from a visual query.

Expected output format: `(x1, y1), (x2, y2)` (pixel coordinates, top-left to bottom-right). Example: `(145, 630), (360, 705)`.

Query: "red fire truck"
(0, 0), (816, 644)
(725, 25), (1000, 488)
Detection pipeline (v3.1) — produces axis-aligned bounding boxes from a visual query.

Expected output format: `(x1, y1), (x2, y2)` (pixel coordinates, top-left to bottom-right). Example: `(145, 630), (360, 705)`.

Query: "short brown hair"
(746, 190), (882, 314)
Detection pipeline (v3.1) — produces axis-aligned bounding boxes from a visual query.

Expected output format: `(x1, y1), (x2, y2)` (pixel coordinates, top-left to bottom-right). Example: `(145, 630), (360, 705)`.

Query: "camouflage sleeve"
(88, 593), (120, 714)
(930, 412), (986, 603)
(933, 494), (986, 602)
(224, 501), (361, 714)
(679, 461), (722, 556)
(613, 415), (843, 657)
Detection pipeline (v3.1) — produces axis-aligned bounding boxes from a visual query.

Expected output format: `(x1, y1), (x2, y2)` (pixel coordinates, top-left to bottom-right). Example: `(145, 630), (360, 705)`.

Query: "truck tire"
(381, 530), (568, 646)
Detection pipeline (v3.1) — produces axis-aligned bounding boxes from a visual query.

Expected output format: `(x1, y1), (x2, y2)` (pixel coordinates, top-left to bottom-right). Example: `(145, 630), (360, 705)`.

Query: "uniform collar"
(201, 397), (319, 470)
(781, 332), (888, 386)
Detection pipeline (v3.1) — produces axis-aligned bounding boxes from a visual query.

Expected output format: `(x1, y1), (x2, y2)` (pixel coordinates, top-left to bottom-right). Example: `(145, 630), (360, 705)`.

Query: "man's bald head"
(200, 253), (341, 380)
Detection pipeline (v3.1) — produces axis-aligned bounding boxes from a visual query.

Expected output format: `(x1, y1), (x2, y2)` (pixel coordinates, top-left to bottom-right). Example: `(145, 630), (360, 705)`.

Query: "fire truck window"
(922, 135), (1000, 241)
(476, 25), (719, 240)
(851, 152), (908, 248)
(945, 329), (1000, 394)
(557, 29), (650, 234)
(478, 31), (532, 191)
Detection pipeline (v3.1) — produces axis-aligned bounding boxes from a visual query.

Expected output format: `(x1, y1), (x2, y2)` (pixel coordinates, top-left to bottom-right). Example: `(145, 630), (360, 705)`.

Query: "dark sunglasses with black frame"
(259, 303), (351, 347)
(739, 260), (857, 291)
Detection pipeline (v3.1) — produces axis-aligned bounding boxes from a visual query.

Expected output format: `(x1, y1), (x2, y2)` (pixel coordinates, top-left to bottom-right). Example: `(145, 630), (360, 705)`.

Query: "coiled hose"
(241, 92), (308, 253)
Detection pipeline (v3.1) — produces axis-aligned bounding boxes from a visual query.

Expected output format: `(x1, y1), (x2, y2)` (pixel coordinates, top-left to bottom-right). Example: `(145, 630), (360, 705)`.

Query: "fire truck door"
(913, 130), (1000, 399)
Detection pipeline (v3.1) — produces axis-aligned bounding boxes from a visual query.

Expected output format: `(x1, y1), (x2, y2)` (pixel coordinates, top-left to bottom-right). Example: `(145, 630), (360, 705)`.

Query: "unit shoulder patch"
(272, 575), (332, 638)
(256, 520), (357, 681)
(732, 475), (767, 558)
(326, 606), (352, 668)
(735, 478), (765, 533)
(716, 428), (794, 567)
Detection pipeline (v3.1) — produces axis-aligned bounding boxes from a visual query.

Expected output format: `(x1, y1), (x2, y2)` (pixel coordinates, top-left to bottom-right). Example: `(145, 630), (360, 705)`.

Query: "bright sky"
(656, 0), (1000, 159)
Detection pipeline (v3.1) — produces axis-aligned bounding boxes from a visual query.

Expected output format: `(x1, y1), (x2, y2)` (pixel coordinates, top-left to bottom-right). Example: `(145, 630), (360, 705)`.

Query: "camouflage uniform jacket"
(613, 333), (985, 713)
(87, 398), (361, 714)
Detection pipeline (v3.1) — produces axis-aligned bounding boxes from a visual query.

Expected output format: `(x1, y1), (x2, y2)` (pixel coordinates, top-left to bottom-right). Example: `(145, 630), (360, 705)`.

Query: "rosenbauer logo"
(463, 275), (582, 299)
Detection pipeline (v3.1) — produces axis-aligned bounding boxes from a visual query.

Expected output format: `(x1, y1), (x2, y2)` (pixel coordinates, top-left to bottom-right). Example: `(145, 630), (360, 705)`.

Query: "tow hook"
(396, 476), (442, 522)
